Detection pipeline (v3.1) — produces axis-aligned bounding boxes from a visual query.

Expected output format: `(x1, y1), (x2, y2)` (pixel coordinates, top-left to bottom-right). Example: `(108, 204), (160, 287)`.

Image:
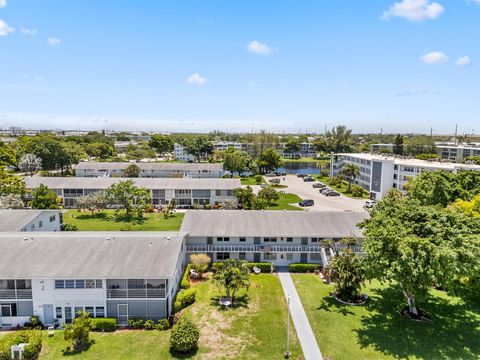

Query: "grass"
(63, 210), (184, 231)
(292, 274), (480, 360)
(266, 192), (302, 211)
(39, 274), (303, 359)
(315, 175), (369, 199)
(239, 176), (265, 185)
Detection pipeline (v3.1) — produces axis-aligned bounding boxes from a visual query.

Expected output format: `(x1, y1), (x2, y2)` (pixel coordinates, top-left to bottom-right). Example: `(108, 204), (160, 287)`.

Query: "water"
(276, 161), (320, 175)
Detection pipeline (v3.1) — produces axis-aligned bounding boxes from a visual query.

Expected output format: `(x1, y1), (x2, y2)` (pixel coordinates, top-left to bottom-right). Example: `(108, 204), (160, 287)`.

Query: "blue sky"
(0, 0), (479, 134)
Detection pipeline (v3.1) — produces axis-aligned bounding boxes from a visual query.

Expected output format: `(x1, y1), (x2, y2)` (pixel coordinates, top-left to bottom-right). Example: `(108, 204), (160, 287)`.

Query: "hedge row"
(91, 318), (117, 332)
(181, 264), (192, 289)
(174, 288), (196, 313)
(0, 330), (42, 360)
(288, 263), (322, 273)
(212, 262), (272, 273)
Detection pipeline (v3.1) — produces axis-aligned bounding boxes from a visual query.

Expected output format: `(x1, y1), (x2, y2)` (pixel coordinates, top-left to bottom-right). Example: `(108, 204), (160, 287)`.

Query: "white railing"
(186, 244), (324, 253)
(107, 289), (166, 299)
(0, 289), (32, 300)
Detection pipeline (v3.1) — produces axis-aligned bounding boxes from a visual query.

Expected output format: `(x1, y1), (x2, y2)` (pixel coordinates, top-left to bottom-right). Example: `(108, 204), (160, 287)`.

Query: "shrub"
(174, 288), (196, 313)
(350, 184), (367, 198)
(181, 264), (192, 289)
(23, 315), (43, 330)
(64, 311), (92, 352)
(144, 319), (155, 330)
(156, 319), (170, 331)
(212, 262), (272, 273)
(329, 248), (365, 302)
(90, 318), (117, 332)
(169, 317), (199, 354)
(190, 254), (211, 275)
(127, 317), (145, 329)
(255, 175), (263, 183)
(0, 330), (42, 360)
(61, 223), (78, 231)
(288, 263), (322, 273)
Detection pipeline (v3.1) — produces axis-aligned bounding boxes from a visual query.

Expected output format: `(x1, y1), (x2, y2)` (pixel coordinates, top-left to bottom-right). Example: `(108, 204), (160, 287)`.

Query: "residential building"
(74, 162), (225, 178)
(173, 143), (195, 162)
(181, 210), (367, 266)
(435, 145), (480, 163)
(0, 232), (186, 327)
(370, 143), (394, 154)
(114, 141), (138, 153)
(282, 142), (317, 159)
(332, 153), (480, 200)
(0, 210), (63, 232)
(24, 177), (240, 208)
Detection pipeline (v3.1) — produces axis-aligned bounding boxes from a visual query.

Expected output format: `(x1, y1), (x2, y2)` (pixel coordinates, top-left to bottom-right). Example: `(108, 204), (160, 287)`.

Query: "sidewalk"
(278, 272), (323, 360)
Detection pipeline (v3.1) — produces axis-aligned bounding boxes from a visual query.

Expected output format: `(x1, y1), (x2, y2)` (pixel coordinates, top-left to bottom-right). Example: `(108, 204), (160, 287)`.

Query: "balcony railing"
(0, 289), (32, 300)
(107, 288), (166, 299)
(186, 244), (324, 253)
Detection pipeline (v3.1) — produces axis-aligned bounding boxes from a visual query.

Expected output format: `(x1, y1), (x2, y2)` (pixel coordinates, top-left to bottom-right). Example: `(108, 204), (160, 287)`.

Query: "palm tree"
(341, 163), (360, 192)
(212, 259), (250, 301)
(325, 125), (353, 153)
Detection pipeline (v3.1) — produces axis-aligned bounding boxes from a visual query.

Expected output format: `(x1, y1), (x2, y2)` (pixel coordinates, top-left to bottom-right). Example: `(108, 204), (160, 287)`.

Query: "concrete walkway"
(278, 272), (323, 360)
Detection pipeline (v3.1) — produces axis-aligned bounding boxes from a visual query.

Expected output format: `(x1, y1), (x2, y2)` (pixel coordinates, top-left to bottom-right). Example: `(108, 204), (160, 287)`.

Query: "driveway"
(263, 175), (367, 212)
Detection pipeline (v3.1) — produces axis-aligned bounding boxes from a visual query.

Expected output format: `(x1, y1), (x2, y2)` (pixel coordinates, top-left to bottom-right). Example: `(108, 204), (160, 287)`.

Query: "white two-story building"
(0, 232), (187, 328)
(0, 210), (63, 232)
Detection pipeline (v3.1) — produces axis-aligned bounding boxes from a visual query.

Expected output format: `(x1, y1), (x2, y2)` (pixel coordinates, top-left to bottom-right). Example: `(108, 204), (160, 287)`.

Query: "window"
(239, 237), (246, 242)
(286, 253), (293, 260)
(55, 280), (64, 289)
(216, 252), (230, 260)
(95, 280), (103, 288)
(239, 252), (247, 260)
(39, 221), (43, 228)
(75, 280), (85, 289)
(49, 215), (56, 222)
(86, 280), (95, 288)
(311, 253), (322, 260)
(16, 280), (31, 289)
(74, 307), (83, 316)
(56, 307), (62, 318)
(65, 280), (75, 289)
(264, 253), (277, 261)
(311, 238), (319, 243)
(286, 237), (293, 242)
(86, 306), (94, 317)
(216, 237), (229, 242)
(264, 237), (277, 242)
(95, 307), (105, 318)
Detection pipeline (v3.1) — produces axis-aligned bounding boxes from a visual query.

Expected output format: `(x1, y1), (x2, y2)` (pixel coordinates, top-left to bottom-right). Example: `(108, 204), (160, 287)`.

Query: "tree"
(190, 254), (211, 276)
(85, 142), (115, 159)
(106, 180), (151, 218)
(329, 247), (365, 302)
(325, 125), (353, 153)
(393, 134), (404, 155)
(169, 317), (199, 354)
(212, 259), (250, 301)
(184, 137), (214, 162)
(0, 194), (24, 209)
(163, 198), (176, 219)
(17, 134), (66, 171)
(126, 142), (156, 160)
(149, 134), (174, 155)
(223, 149), (251, 175)
(450, 194), (480, 217)
(360, 193), (480, 316)
(233, 186), (255, 209)
(19, 154), (42, 176)
(0, 169), (25, 196)
(29, 184), (59, 209)
(257, 148), (282, 174)
(341, 163), (360, 192)
(0, 143), (16, 167)
(124, 164), (140, 178)
(64, 311), (92, 352)
(464, 156), (480, 165)
(75, 191), (108, 215)
(284, 138), (301, 154)
(257, 186), (279, 206)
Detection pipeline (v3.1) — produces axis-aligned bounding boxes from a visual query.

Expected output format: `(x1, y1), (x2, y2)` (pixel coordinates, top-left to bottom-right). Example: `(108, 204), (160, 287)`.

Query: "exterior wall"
(75, 167), (223, 178)
(437, 146), (480, 163)
(20, 212), (62, 232)
(174, 144), (195, 162)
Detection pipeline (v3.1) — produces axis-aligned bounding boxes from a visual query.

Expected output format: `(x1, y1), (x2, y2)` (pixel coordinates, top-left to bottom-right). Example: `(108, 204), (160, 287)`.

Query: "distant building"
(114, 140), (138, 153)
(332, 153), (480, 200)
(435, 145), (480, 163)
(283, 142), (317, 159)
(370, 143), (394, 154)
(173, 143), (195, 162)
(0, 210), (63, 232)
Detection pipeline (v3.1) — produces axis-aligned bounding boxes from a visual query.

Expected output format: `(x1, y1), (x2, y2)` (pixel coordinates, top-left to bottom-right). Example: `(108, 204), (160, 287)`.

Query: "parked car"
(299, 199), (315, 207)
(303, 176), (315, 182)
(320, 188), (332, 194)
(324, 191), (340, 197)
(297, 173), (307, 178)
(265, 173), (276, 177)
(312, 182), (326, 188)
(364, 200), (376, 209)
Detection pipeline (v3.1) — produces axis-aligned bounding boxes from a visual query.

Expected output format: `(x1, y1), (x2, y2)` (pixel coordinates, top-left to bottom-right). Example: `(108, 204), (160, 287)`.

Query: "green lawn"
(292, 274), (480, 360)
(63, 210), (184, 231)
(39, 274), (303, 359)
(240, 176), (265, 185)
(315, 175), (369, 199)
(266, 192), (302, 211)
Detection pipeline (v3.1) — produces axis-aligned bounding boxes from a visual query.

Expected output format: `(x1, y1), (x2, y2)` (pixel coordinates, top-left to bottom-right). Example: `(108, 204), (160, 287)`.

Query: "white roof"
(74, 162), (224, 171)
(0, 232), (186, 279)
(24, 177), (240, 190)
(0, 210), (61, 231)
(181, 210), (368, 238)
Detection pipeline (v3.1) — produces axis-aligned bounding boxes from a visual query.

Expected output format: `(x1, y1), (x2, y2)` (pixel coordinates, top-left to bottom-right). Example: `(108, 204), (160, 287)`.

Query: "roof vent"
(106, 237), (110, 241)
(23, 237), (28, 241)
(166, 237), (171, 241)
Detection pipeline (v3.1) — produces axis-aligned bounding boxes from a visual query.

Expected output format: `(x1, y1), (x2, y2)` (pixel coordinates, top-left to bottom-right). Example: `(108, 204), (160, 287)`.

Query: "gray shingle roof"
(24, 177), (240, 190)
(0, 210), (57, 231)
(74, 162), (224, 171)
(181, 210), (368, 238)
(0, 232), (186, 279)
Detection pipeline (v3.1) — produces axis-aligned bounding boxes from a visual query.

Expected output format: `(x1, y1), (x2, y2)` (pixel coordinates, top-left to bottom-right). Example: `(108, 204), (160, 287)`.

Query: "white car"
(363, 200), (376, 209)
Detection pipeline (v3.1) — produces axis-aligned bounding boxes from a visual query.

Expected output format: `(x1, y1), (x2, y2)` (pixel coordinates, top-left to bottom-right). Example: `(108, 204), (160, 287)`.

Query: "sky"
(0, 0), (479, 134)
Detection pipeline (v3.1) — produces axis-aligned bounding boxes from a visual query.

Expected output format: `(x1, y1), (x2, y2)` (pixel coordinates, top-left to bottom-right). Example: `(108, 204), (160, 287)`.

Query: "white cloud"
(0, 19), (14, 36)
(48, 37), (61, 46)
(397, 87), (440, 96)
(20, 27), (37, 35)
(186, 73), (209, 85)
(0, 0), (7, 8)
(420, 51), (448, 64)
(382, 0), (444, 21)
(469, 0), (480, 4)
(247, 40), (275, 55)
(456, 56), (471, 67)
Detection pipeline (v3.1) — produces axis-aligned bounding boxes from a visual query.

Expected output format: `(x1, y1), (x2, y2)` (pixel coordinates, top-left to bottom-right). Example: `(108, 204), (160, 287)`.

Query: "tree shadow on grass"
(61, 339), (95, 356)
(316, 294), (355, 316)
(355, 286), (480, 359)
(74, 212), (108, 220)
(209, 293), (250, 310)
(169, 347), (199, 359)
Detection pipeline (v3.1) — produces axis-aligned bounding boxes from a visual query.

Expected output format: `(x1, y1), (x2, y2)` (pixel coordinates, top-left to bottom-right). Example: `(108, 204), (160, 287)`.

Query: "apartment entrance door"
(118, 304), (128, 326)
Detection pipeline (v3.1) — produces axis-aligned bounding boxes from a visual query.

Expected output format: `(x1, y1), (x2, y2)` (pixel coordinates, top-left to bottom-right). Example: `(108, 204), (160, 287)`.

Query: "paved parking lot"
(260, 175), (367, 212)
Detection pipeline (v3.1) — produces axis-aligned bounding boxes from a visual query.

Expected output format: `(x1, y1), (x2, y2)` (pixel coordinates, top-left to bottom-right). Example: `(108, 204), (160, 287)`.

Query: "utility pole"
(455, 124), (458, 145)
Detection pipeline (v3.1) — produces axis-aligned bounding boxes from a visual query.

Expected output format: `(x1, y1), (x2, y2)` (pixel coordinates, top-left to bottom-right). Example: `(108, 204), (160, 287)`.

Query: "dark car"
(299, 199), (315, 207)
(312, 182), (326, 188)
(303, 176), (315, 182)
(324, 191), (340, 197)
(297, 173), (307, 178)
